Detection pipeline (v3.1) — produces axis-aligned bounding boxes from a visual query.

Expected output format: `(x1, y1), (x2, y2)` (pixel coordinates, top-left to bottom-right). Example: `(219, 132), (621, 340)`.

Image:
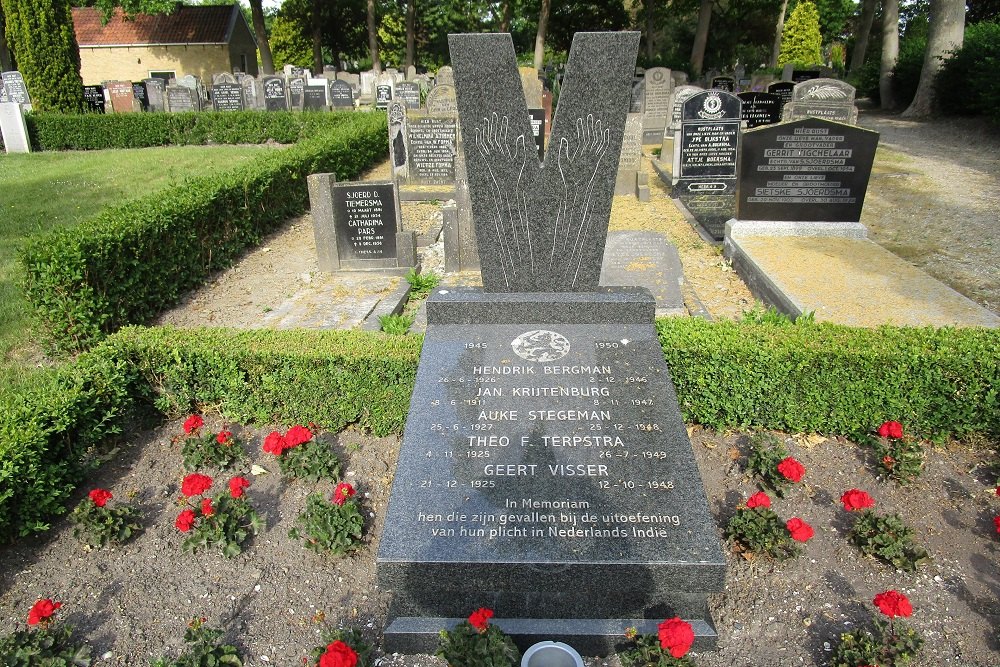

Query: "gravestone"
(144, 78), (165, 112)
(263, 76), (288, 111)
(377, 32), (725, 654)
(737, 92), (782, 128)
(288, 76), (306, 110)
(106, 80), (138, 112)
(735, 117), (879, 224)
(630, 78), (645, 113)
(767, 81), (794, 111)
(443, 150), (480, 272)
(396, 81), (421, 109)
(307, 175), (417, 272)
(435, 65), (454, 86)
(710, 76), (735, 92)
(213, 72), (236, 85)
(673, 90), (742, 240)
(1, 71), (30, 106)
(329, 80), (355, 108)
(375, 81), (393, 109)
(528, 108), (546, 160)
(406, 112), (458, 185)
(615, 113), (644, 197)
(406, 65), (417, 80)
(388, 101), (409, 181)
(360, 70), (376, 103)
(83, 85), (106, 113)
(542, 90), (553, 138)
(304, 85), (329, 111)
(519, 66), (543, 108)
(641, 67), (672, 144)
(781, 63), (794, 81)
(781, 78), (858, 124)
(166, 84), (199, 112)
(599, 231), (685, 315)
(666, 85), (702, 133)
(212, 82), (244, 111)
(131, 81), (149, 111)
(792, 69), (820, 83)
(0, 102), (31, 152)
(425, 84), (457, 115)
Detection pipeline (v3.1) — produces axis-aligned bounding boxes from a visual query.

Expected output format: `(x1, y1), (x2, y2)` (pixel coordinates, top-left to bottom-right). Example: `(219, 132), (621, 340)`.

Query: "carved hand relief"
(450, 32), (640, 293)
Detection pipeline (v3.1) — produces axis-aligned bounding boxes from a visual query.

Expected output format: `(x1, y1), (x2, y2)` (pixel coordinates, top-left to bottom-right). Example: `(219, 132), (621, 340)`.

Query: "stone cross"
(449, 31), (640, 293)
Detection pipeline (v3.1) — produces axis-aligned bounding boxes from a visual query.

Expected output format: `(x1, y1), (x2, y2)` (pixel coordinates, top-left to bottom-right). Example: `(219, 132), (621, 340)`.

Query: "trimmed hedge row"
(3, 320), (997, 542)
(26, 110), (358, 151)
(657, 318), (1000, 441)
(19, 112), (388, 352)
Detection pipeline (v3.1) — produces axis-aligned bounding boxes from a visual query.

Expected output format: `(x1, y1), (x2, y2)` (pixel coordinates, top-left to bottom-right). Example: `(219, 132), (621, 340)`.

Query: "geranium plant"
(437, 608), (520, 667)
(263, 425), (341, 482)
(309, 628), (372, 667)
(830, 590), (923, 667)
(69, 488), (143, 547)
(176, 415), (248, 471)
(841, 489), (930, 571)
(290, 482), (365, 555)
(745, 432), (805, 497)
(174, 474), (263, 558)
(0, 599), (92, 665)
(620, 617), (698, 667)
(863, 420), (924, 484)
(151, 617), (244, 667)
(724, 491), (812, 560)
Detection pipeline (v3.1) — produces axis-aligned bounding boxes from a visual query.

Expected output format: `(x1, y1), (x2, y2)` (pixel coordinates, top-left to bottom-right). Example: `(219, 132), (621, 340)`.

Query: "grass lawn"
(0, 144), (274, 394)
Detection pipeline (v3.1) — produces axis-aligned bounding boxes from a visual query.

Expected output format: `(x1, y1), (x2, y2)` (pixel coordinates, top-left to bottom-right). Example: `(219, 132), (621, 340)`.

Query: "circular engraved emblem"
(511, 330), (571, 363)
(703, 92), (722, 114)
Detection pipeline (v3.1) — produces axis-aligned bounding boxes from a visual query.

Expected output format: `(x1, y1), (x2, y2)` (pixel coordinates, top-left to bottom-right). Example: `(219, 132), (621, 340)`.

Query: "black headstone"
(528, 108), (546, 160)
(737, 92), (782, 128)
(131, 81), (149, 111)
(263, 76), (288, 111)
(767, 81), (795, 109)
(710, 76), (735, 92)
(792, 70), (820, 83)
(83, 85), (106, 113)
(376, 83), (393, 109)
(288, 77), (306, 109)
(736, 117), (879, 222)
(332, 181), (399, 262)
(329, 80), (355, 108)
(396, 81), (421, 109)
(303, 85), (328, 111)
(212, 82), (244, 111)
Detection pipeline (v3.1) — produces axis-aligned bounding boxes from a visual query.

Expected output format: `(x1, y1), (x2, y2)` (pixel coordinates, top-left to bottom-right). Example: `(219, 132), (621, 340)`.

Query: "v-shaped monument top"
(449, 32), (640, 292)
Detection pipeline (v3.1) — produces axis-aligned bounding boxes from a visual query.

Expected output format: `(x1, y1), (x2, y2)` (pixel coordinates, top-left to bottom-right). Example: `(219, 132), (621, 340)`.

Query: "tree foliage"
(2, 0), (84, 112)
(778, 0), (823, 66)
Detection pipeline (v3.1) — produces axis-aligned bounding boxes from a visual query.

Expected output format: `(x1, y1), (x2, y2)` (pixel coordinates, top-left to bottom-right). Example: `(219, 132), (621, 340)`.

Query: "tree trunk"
(690, 0), (713, 77)
(533, 0), (550, 70)
(0, 9), (11, 72)
(249, 0), (274, 74)
(902, 0), (965, 117)
(645, 0), (655, 61)
(405, 0), (415, 68)
(849, 0), (877, 75)
(367, 0), (381, 72)
(879, 0), (899, 109)
(311, 0), (323, 73)
(769, 0), (789, 68)
(499, 0), (511, 32)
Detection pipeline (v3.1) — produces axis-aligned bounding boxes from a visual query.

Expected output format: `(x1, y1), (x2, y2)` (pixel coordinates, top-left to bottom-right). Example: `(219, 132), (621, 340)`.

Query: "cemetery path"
(859, 110), (1000, 315)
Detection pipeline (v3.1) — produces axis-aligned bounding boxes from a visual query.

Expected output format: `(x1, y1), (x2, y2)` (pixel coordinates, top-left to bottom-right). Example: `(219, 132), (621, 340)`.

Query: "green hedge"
(2, 319), (997, 542)
(26, 110), (358, 151)
(657, 318), (1000, 441)
(19, 112), (388, 352)
(937, 21), (1000, 123)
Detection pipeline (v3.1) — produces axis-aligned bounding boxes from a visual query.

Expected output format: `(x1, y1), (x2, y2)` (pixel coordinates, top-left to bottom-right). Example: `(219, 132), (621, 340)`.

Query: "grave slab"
(600, 231), (685, 316)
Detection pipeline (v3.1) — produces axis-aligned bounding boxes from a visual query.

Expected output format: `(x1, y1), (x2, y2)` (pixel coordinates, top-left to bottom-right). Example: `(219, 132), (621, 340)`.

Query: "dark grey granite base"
(600, 231), (685, 316)
(384, 616), (718, 655)
(377, 288), (725, 655)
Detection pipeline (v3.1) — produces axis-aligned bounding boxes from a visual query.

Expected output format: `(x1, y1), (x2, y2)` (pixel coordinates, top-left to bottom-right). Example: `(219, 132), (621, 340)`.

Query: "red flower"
(319, 640), (358, 667)
(657, 617), (695, 659)
(777, 457), (805, 483)
(183, 414), (204, 434)
(746, 491), (771, 509)
(263, 431), (287, 456)
(882, 455), (896, 468)
(229, 476), (250, 499)
(284, 424), (313, 448)
(175, 509), (196, 532)
(333, 482), (356, 506)
(216, 430), (233, 445)
(181, 473), (213, 497)
(878, 420), (904, 439)
(200, 498), (214, 517)
(786, 517), (814, 542)
(468, 607), (493, 632)
(840, 489), (875, 511)
(27, 599), (61, 626)
(89, 488), (113, 508)
(873, 590), (912, 618)
(994, 516), (1000, 534)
